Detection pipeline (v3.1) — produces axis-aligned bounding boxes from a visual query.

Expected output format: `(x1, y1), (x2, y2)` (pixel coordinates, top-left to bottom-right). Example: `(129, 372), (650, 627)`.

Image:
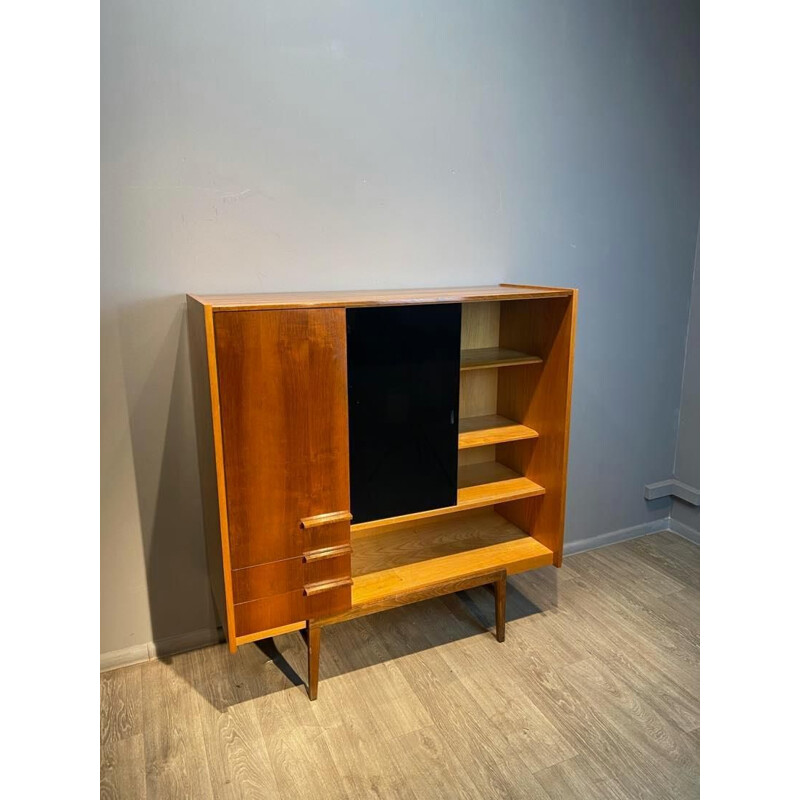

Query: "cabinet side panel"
(186, 297), (236, 644)
(496, 294), (577, 564)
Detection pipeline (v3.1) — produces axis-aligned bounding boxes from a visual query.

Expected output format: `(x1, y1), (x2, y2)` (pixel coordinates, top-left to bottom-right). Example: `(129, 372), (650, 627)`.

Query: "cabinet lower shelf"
(318, 510), (552, 625)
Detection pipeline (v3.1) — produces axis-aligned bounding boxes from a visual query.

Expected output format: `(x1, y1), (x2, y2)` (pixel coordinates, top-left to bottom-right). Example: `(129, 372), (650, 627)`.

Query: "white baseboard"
(563, 517), (671, 556)
(101, 626), (224, 673)
(100, 643), (151, 673)
(667, 518), (700, 545)
(644, 479), (700, 506)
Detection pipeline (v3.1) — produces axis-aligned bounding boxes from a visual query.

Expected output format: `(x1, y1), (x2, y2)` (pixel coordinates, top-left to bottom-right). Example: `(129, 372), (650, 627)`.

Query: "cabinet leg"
(494, 574), (506, 643)
(307, 622), (321, 701)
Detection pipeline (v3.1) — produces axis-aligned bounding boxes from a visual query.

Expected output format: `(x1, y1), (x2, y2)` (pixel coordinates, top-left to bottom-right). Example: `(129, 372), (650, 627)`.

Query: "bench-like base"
(304, 569), (507, 700)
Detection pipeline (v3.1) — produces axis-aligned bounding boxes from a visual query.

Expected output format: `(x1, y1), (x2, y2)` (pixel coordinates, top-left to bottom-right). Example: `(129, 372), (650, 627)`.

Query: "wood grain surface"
(459, 414), (539, 449)
(186, 296), (237, 645)
(213, 308), (351, 569)
(189, 284), (571, 311)
(101, 531), (699, 799)
(349, 463), (544, 534)
(495, 292), (578, 566)
(460, 346), (543, 370)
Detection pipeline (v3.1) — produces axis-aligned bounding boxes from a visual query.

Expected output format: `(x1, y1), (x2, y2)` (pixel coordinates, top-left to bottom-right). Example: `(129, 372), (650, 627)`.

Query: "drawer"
(232, 549), (351, 605)
(234, 584), (352, 638)
(303, 519), (351, 555)
(232, 558), (303, 604)
(230, 518), (352, 570)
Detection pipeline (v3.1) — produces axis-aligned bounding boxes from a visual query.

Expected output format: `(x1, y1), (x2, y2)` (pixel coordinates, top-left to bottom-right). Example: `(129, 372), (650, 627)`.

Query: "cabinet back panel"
(214, 309), (351, 569)
(459, 302), (499, 419)
(460, 301), (500, 349)
(459, 370), (497, 417)
(346, 304), (461, 524)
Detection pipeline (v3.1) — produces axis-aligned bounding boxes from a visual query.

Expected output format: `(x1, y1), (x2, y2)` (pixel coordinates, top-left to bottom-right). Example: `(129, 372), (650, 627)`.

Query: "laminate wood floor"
(101, 531), (699, 800)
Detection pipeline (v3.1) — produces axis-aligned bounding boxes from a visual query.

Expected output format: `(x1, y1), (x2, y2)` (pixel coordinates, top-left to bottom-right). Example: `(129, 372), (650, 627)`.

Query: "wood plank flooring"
(100, 531), (699, 800)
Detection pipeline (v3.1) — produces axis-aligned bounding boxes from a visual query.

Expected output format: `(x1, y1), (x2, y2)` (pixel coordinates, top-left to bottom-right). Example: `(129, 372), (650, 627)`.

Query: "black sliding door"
(346, 304), (461, 524)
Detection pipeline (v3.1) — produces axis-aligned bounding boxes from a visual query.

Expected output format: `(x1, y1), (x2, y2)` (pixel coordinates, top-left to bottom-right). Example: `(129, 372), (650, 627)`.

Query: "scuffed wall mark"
(128, 183), (219, 193)
(219, 189), (255, 203)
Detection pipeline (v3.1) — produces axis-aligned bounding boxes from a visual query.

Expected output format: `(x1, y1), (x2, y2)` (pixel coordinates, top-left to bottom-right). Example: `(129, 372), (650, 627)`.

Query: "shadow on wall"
(117, 296), (219, 651)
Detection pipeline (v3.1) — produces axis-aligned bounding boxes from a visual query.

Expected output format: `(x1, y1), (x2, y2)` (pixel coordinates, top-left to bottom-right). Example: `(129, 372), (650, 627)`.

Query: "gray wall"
(101, 0), (699, 655)
(672, 237), (700, 533)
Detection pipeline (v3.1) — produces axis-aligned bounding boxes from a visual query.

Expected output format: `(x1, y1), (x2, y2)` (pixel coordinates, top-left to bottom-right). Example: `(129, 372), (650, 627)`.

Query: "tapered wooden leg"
(494, 574), (506, 643)
(307, 622), (321, 701)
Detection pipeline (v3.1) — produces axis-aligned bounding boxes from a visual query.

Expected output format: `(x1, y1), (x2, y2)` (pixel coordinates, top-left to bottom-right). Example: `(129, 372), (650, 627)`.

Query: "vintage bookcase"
(187, 285), (577, 699)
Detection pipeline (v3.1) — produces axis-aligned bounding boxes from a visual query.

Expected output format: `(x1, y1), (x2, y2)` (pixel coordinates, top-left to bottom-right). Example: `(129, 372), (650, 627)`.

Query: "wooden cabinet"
(188, 285), (577, 698)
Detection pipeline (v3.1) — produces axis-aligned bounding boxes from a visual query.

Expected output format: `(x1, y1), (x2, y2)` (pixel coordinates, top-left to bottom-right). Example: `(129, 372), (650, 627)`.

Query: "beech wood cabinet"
(187, 285), (577, 699)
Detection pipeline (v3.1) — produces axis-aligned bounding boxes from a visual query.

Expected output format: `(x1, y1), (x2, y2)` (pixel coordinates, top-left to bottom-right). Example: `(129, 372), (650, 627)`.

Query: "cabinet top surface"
(187, 284), (574, 311)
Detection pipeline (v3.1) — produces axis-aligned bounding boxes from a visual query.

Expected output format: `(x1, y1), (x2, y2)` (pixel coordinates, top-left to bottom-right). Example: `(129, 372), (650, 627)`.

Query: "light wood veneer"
(349, 463), (545, 535)
(460, 347), (543, 370)
(458, 414), (539, 449)
(188, 284), (571, 310)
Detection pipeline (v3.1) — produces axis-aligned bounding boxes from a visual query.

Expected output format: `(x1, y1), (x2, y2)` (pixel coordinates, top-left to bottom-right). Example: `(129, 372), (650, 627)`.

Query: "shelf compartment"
(460, 347), (542, 371)
(351, 462), (544, 534)
(458, 414), (539, 449)
(351, 510), (553, 607)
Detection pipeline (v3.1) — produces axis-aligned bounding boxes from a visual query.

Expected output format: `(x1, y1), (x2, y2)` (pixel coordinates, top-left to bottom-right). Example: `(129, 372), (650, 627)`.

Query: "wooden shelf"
(351, 462), (544, 534)
(351, 510), (553, 606)
(460, 347), (542, 371)
(458, 414), (539, 449)
(457, 461), (542, 499)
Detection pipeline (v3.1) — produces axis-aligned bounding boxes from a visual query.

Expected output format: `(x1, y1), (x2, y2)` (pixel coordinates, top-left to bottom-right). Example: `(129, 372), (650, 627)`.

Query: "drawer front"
(234, 584), (352, 638)
(232, 552), (351, 605)
(304, 520), (351, 554)
(231, 558), (303, 604)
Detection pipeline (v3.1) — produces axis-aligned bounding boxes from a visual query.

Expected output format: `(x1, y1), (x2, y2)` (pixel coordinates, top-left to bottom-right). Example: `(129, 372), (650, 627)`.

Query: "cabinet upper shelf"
(460, 347), (542, 371)
(458, 414), (539, 449)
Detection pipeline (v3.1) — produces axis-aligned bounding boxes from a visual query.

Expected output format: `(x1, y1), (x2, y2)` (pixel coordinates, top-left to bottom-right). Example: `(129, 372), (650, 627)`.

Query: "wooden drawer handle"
(303, 577), (353, 597)
(299, 510), (352, 530)
(302, 544), (353, 564)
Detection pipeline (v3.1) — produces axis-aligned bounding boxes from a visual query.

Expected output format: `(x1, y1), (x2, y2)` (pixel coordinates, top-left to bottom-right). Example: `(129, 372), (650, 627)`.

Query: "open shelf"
(351, 510), (554, 606)
(457, 461), (543, 501)
(351, 462), (544, 534)
(458, 414), (539, 449)
(460, 347), (542, 371)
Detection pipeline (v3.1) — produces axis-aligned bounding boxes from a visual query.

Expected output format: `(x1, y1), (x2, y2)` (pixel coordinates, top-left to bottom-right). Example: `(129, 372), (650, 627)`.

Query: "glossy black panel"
(346, 304), (461, 524)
